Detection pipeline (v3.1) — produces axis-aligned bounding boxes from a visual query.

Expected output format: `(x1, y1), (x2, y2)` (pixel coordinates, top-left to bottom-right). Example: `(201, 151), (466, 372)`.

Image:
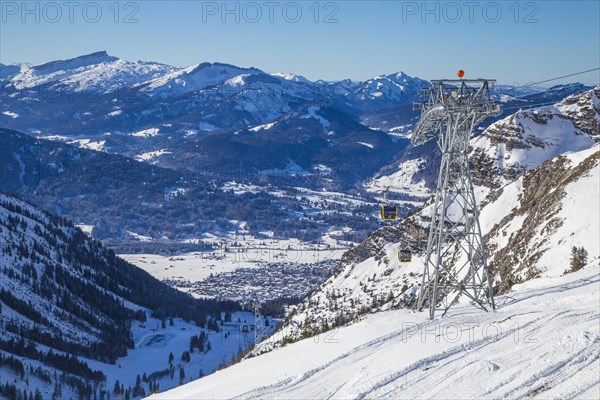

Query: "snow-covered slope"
(152, 266), (600, 399)
(471, 87), (599, 189)
(136, 62), (263, 97)
(7, 51), (177, 92)
(483, 145), (600, 292)
(556, 87), (600, 141)
(0, 193), (245, 399)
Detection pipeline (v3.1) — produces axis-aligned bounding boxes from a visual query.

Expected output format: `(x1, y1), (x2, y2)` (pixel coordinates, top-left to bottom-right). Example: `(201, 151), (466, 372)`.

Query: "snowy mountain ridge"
(470, 87), (600, 191)
(1, 52), (591, 148)
(2, 51), (426, 104)
(484, 145), (599, 292)
(353, 71), (429, 103)
(7, 51), (178, 92)
(135, 62), (264, 97)
(0, 51), (439, 142)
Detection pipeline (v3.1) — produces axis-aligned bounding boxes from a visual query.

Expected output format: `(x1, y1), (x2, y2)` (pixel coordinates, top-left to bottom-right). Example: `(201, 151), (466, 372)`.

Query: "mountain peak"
(187, 61), (262, 76)
(31, 51), (118, 73)
(81, 50), (111, 58)
(367, 71), (420, 84)
(387, 71), (422, 82)
(272, 72), (312, 84)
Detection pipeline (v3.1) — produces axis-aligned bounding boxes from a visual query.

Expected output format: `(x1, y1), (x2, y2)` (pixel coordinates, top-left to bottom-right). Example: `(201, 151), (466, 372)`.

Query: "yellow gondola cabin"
(398, 249), (412, 263)
(380, 205), (398, 221)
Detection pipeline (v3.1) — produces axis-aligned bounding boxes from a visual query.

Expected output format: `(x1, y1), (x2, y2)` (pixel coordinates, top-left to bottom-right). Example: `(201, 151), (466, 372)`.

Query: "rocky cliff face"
(470, 87), (599, 192)
(485, 147), (599, 293)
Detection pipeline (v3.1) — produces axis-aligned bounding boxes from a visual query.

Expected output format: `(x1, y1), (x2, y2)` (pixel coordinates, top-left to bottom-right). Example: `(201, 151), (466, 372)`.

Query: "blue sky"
(1, 0), (599, 85)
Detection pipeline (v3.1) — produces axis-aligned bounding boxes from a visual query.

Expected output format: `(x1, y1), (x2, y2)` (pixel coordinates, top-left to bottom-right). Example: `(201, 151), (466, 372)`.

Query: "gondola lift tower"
(412, 70), (502, 319)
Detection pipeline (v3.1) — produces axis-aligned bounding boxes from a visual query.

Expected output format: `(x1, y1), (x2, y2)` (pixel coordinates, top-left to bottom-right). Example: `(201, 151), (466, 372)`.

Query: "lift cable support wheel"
(413, 75), (502, 319)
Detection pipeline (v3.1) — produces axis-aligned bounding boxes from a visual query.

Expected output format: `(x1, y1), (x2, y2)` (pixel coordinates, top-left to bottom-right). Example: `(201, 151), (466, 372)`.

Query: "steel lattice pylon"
(413, 79), (502, 319)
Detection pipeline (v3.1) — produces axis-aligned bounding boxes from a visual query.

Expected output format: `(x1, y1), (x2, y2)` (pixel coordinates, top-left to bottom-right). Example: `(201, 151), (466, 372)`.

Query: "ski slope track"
(152, 267), (600, 399)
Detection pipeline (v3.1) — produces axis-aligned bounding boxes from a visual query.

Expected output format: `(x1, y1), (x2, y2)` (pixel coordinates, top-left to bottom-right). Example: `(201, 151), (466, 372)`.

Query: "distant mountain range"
(0, 51), (429, 138)
(3, 51), (583, 142)
(0, 52), (593, 247)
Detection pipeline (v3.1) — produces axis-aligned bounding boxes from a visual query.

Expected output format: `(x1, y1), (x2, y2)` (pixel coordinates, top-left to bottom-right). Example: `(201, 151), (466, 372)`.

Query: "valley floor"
(151, 266), (600, 399)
